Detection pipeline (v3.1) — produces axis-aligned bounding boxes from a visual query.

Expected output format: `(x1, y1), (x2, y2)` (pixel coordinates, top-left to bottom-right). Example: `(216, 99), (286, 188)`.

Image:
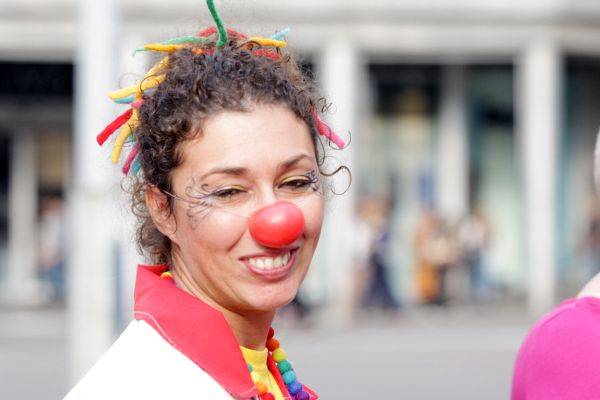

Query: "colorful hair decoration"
(97, 1), (345, 176)
(312, 110), (346, 149)
(206, 0), (228, 47)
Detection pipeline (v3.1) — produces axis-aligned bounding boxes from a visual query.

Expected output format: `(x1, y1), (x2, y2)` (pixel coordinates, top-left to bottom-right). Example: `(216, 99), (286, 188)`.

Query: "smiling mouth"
(240, 248), (299, 280)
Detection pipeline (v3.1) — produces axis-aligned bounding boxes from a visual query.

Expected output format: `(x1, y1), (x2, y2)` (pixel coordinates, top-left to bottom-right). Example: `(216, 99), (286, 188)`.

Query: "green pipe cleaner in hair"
(162, 35), (210, 45)
(206, 0), (228, 47)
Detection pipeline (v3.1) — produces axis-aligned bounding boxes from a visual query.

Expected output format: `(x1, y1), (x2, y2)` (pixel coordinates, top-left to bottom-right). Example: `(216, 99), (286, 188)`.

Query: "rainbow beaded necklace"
(248, 327), (309, 400)
(160, 271), (309, 400)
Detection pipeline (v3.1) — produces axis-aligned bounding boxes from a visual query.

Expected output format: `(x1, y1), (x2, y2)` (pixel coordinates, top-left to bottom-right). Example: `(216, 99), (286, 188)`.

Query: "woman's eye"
(212, 188), (244, 199)
(281, 179), (311, 190)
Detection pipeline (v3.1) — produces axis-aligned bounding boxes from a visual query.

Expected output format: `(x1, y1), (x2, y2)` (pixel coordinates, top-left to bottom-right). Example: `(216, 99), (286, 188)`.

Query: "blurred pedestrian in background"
(38, 195), (65, 302)
(458, 207), (492, 303)
(357, 195), (399, 312)
(413, 207), (459, 305)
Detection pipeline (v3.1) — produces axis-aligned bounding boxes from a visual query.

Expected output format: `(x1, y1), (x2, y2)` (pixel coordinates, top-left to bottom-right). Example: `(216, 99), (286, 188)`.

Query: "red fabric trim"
(133, 264), (318, 399)
(133, 265), (257, 399)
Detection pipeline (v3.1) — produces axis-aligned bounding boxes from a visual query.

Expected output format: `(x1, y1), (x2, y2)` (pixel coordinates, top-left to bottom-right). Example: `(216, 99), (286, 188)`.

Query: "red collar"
(133, 265), (318, 399)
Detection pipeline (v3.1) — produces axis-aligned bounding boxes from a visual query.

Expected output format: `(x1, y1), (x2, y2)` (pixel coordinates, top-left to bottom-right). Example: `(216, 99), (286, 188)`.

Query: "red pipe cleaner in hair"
(196, 26), (248, 40)
(312, 110), (346, 149)
(121, 142), (140, 175)
(97, 108), (133, 146)
(251, 48), (280, 60)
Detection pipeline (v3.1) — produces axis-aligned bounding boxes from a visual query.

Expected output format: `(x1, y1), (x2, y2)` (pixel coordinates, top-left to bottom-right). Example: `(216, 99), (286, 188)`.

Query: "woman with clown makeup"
(64, 1), (347, 399)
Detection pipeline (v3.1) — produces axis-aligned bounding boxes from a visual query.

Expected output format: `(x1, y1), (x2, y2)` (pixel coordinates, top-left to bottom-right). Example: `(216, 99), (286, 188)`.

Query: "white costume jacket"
(64, 265), (318, 400)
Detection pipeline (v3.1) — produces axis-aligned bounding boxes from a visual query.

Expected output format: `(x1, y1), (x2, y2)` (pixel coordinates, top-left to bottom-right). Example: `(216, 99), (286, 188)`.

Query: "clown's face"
(165, 103), (324, 314)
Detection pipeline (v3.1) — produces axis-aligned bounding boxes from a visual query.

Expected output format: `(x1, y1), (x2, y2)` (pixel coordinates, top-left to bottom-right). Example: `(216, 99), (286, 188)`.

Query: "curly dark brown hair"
(126, 31), (348, 265)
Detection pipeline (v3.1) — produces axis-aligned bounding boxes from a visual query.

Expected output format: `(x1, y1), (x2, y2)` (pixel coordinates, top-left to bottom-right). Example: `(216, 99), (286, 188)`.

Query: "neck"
(170, 250), (275, 350)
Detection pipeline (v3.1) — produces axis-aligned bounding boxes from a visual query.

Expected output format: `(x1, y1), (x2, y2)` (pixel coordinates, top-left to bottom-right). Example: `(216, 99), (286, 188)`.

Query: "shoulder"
(512, 297), (600, 400)
(64, 320), (234, 400)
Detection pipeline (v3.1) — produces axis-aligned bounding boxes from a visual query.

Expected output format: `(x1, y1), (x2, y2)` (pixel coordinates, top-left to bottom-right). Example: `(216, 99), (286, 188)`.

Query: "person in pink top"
(512, 132), (600, 400)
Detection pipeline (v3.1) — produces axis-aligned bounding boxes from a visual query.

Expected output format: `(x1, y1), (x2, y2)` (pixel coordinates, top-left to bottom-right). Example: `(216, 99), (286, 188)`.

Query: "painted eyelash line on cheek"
(304, 169), (320, 191)
(179, 177), (221, 225)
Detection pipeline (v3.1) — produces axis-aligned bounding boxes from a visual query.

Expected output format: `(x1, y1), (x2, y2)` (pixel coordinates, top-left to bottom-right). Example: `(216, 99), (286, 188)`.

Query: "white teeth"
(264, 257), (273, 269)
(274, 256), (283, 268)
(247, 251), (293, 270)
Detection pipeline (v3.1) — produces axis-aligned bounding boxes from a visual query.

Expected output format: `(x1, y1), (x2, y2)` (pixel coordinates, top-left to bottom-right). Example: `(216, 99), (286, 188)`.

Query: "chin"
(244, 283), (300, 312)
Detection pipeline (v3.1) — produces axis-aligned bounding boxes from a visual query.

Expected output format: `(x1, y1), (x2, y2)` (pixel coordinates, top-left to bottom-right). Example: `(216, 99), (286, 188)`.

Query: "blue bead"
(278, 360), (292, 374)
(288, 381), (302, 395)
(282, 370), (296, 385)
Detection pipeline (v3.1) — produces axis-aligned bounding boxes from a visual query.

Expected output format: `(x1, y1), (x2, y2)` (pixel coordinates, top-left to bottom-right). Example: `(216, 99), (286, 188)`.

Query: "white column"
(317, 39), (360, 324)
(518, 39), (561, 314)
(68, 0), (119, 384)
(1, 132), (51, 305)
(116, 33), (149, 329)
(436, 66), (469, 223)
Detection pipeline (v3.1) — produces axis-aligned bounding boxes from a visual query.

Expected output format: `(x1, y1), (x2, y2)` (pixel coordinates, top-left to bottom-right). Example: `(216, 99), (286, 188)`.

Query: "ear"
(145, 184), (178, 240)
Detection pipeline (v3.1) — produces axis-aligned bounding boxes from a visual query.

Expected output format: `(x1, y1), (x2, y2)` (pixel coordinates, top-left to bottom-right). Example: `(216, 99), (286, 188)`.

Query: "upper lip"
(239, 246), (299, 260)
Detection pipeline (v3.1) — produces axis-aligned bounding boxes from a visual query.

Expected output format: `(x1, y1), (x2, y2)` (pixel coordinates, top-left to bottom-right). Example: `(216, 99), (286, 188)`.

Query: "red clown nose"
(248, 201), (305, 248)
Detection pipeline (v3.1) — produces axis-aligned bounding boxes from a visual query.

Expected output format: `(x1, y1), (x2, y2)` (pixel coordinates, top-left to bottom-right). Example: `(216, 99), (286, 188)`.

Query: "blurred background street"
(1, 305), (533, 400)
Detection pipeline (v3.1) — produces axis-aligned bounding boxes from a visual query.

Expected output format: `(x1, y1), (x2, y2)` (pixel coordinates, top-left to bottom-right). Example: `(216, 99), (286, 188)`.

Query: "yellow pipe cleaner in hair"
(108, 74), (165, 101)
(144, 56), (170, 79)
(141, 43), (185, 53)
(247, 37), (286, 48)
(111, 124), (132, 163)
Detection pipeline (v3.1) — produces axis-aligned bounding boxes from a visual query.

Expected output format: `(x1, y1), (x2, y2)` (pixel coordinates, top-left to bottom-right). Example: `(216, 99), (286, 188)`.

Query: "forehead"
(180, 103), (315, 174)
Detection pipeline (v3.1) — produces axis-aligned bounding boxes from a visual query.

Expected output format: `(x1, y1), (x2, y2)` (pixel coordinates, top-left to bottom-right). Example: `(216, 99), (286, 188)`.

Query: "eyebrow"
(198, 154), (314, 181)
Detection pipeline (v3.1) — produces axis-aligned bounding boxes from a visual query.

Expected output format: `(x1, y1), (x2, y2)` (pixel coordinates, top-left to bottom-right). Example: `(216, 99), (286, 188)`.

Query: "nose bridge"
(253, 182), (278, 209)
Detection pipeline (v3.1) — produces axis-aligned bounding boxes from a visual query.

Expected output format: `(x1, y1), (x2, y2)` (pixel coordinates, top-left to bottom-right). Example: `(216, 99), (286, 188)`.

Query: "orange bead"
(256, 381), (268, 395)
(266, 338), (280, 352)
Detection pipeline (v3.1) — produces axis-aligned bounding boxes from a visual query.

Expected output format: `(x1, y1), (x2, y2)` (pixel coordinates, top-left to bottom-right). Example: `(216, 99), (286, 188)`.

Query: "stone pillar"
(115, 33), (149, 330)
(1, 132), (51, 305)
(68, 0), (119, 384)
(436, 66), (469, 223)
(518, 39), (561, 314)
(317, 38), (360, 324)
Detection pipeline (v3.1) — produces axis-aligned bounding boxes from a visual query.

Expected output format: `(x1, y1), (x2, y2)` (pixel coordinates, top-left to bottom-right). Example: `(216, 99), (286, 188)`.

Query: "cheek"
(300, 196), (324, 241)
(174, 204), (248, 252)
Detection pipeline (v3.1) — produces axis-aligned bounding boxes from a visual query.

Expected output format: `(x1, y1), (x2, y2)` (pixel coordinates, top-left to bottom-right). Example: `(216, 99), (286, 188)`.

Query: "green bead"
(277, 360), (292, 374)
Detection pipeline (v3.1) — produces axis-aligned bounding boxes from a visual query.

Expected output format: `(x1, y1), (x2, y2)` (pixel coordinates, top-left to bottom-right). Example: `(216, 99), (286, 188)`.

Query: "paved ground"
(0, 305), (533, 400)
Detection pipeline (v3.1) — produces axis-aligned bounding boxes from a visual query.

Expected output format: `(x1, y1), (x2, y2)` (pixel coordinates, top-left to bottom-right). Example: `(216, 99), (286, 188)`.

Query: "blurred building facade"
(2, 0), (600, 379)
